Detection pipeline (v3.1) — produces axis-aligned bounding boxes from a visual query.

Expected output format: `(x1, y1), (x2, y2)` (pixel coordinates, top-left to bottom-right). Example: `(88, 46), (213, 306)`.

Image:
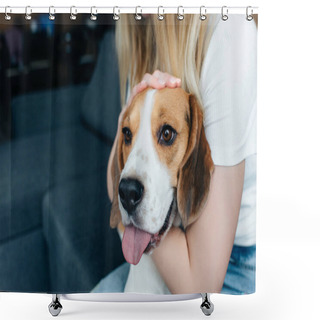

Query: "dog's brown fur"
(110, 88), (214, 230)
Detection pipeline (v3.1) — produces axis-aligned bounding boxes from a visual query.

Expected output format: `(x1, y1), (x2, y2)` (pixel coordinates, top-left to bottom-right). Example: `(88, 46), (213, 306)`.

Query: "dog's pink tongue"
(122, 225), (152, 265)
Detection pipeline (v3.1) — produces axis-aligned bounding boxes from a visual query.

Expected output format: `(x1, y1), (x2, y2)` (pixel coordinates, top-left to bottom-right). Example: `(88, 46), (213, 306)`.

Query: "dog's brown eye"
(163, 129), (172, 141)
(159, 125), (176, 146)
(122, 127), (132, 145)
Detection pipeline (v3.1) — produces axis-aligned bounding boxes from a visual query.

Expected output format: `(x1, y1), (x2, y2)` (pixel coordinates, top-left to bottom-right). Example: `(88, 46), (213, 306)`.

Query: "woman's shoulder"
(200, 14), (257, 166)
(200, 14), (257, 108)
(208, 14), (257, 42)
(203, 14), (257, 69)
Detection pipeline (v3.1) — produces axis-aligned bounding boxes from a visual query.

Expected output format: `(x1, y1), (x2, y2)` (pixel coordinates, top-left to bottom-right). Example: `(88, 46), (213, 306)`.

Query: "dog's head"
(110, 88), (214, 265)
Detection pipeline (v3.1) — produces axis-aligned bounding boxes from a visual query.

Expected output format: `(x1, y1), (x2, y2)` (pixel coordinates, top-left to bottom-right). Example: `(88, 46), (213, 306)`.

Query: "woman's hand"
(127, 70), (181, 107)
(107, 70), (181, 200)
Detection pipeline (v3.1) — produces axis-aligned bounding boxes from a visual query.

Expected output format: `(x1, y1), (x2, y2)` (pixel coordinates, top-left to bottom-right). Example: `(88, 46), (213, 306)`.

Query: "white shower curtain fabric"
(0, 12), (257, 295)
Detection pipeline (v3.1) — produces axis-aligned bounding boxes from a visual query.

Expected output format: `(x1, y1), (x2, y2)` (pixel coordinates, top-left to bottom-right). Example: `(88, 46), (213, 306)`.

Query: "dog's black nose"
(119, 178), (144, 215)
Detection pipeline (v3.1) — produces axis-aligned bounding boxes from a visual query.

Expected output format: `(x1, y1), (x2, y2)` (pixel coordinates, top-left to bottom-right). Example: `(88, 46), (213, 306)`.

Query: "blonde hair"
(115, 14), (215, 108)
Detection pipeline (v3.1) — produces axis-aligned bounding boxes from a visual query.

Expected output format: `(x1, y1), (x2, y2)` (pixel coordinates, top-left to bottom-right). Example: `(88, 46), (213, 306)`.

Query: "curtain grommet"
(5, 6), (12, 21)
(25, 6), (32, 21)
(49, 6), (55, 20)
(200, 6), (207, 21)
(70, 6), (77, 20)
(90, 6), (98, 21)
(113, 6), (120, 21)
(221, 6), (228, 21)
(158, 6), (164, 21)
(246, 6), (253, 21)
(135, 6), (142, 21)
(177, 6), (184, 21)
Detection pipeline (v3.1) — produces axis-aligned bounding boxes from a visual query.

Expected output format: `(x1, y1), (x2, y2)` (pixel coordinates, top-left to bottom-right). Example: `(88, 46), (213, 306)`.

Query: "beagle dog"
(110, 87), (214, 293)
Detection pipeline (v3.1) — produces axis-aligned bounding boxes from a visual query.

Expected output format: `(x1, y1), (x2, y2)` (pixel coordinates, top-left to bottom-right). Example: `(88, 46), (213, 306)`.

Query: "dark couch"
(0, 30), (124, 293)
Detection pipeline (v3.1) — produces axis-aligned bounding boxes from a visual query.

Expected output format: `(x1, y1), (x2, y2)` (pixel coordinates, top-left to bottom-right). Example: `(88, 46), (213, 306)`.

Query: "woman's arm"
(152, 162), (245, 293)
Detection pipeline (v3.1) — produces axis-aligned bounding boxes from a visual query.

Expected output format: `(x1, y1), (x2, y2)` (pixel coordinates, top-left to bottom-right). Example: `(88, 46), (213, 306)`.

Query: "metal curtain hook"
(90, 6), (98, 21)
(221, 6), (228, 21)
(135, 6), (142, 21)
(70, 6), (77, 20)
(25, 6), (32, 20)
(246, 6), (253, 21)
(113, 6), (120, 21)
(5, 6), (12, 21)
(49, 6), (55, 20)
(158, 6), (164, 21)
(177, 6), (184, 21)
(200, 6), (207, 21)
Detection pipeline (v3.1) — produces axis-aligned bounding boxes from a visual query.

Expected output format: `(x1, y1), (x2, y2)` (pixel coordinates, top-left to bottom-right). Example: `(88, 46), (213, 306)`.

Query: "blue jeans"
(221, 244), (256, 294)
(91, 244), (256, 295)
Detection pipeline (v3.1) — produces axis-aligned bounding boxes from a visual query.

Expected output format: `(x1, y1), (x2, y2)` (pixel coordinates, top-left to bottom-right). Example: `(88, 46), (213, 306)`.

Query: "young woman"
(95, 13), (257, 295)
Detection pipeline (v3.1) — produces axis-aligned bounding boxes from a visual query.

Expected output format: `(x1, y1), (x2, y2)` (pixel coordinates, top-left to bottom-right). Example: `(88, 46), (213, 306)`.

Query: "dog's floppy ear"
(110, 135), (124, 228)
(177, 94), (214, 229)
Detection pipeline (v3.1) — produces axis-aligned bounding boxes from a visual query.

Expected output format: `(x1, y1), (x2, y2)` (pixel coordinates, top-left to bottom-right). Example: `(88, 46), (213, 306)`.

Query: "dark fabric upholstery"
(80, 31), (121, 142)
(0, 134), (50, 242)
(0, 29), (122, 293)
(42, 170), (124, 293)
(0, 228), (49, 292)
(0, 125), (110, 243)
(11, 85), (86, 139)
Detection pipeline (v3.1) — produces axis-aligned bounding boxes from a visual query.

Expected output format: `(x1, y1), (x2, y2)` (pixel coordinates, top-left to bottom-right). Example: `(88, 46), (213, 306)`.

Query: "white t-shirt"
(200, 15), (257, 246)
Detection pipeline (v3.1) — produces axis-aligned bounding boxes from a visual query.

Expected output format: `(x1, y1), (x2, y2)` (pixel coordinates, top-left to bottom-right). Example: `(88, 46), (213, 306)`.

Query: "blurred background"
(0, 14), (125, 293)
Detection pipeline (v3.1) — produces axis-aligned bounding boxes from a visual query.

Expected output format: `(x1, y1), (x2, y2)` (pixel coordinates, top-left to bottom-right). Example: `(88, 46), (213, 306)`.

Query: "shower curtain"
(0, 10), (257, 296)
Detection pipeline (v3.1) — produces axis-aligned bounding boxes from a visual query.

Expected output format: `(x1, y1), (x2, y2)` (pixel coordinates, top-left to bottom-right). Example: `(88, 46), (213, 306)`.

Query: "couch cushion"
(42, 170), (124, 293)
(0, 228), (49, 292)
(48, 125), (111, 183)
(11, 85), (86, 139)
(0, 134), (50, 242)
(0, 125), (110, 242)
(80, 30), (121, 143)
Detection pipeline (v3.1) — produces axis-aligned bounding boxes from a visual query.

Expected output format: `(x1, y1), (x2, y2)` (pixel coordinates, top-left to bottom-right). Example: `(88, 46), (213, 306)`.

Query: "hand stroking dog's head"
(110, 87), (214, 265)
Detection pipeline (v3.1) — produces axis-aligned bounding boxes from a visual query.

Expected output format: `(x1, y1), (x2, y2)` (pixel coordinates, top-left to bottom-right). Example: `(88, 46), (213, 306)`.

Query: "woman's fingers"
(132, 80), (148, 97)
(142, 73), (166, 89)
(142, 71), (181, 89)
(126, 80), (148, 107)
(152, 70), (181, 88)
(124, 70), (182, 121)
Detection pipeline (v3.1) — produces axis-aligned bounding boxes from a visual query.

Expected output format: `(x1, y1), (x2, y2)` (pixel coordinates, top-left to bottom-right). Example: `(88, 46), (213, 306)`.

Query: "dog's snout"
(119, 178), (144, 215)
